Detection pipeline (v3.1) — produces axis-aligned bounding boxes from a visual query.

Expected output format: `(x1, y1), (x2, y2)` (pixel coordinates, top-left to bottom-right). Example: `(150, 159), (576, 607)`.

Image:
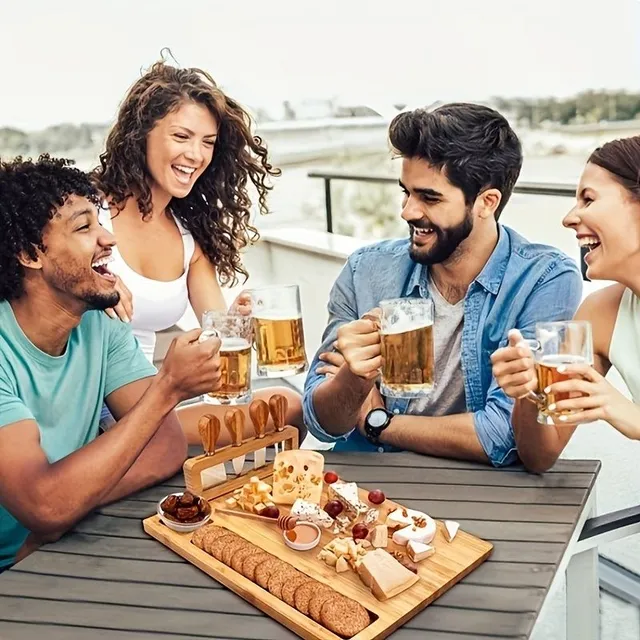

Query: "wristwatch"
(364, 407), (394, 445)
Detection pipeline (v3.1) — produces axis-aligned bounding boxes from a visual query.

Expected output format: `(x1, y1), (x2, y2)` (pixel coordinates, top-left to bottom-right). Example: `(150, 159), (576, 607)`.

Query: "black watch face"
(368, 408), (389, 429)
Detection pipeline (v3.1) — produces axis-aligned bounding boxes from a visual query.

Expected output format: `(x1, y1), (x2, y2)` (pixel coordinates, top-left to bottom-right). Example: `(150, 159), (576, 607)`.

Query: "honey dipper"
(214, 507), (298, 531)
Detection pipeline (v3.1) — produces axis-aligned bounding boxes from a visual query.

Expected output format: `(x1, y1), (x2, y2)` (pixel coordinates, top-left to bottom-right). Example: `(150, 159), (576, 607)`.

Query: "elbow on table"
(519, 450), (561, 474)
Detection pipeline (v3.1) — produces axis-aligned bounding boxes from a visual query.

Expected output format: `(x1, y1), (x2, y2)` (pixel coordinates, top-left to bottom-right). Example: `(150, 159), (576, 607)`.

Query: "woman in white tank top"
(490, 135), (640, 472)
(92, 58), (305, 445)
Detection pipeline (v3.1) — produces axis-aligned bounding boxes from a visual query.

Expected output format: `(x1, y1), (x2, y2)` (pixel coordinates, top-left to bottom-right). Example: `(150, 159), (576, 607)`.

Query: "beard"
(82, 290), (120, 310)
(408, 206), (474, 265)
(46, 261), (120, 311)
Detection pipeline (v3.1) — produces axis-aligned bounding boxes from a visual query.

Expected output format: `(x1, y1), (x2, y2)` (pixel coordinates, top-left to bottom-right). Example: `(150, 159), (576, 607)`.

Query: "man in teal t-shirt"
(0, 156), (223, 570)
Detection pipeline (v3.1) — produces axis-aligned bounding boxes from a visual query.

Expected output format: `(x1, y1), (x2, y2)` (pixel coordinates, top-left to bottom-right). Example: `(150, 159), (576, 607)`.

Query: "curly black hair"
(389, 103), (522, 220)
(0, 154), (101, 301)
(92, 56), (281, 287)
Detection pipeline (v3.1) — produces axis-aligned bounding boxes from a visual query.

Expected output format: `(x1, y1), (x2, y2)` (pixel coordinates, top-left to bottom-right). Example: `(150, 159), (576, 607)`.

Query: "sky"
(1, 0), (640, 130)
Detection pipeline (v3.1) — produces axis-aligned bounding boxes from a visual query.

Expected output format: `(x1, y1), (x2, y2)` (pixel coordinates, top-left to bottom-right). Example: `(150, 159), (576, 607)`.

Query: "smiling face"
(26, 195), (119, 310)
(399, 157), (475, 265)
(145, 100), (218, 200)
(563, 162), (640, 282)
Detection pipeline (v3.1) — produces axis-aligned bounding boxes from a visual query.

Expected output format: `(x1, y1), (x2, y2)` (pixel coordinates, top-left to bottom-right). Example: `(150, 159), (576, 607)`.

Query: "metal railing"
(308, 169), (589, 281)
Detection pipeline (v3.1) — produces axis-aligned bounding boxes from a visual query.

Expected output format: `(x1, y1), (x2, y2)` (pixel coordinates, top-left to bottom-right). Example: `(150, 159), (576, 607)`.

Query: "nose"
(184, 139), (204, 165)
(99, 225), (116, 248)
(562, 203), (581, 229)
(400, 194), (423, 223)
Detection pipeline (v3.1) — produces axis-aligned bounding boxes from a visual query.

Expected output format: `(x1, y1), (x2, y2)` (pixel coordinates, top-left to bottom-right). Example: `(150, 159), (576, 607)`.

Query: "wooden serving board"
(144, 477), (492, 640)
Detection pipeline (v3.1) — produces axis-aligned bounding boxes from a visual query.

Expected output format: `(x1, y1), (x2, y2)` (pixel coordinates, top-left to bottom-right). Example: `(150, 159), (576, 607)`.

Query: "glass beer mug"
(250, 284), (308, 378)
(524, 321), (594, 424)
(201, 310), (253, 405)
(379, 297), (435, 399)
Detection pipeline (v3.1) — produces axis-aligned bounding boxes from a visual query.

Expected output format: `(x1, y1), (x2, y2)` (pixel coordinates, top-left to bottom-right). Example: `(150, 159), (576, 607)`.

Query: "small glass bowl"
(282, 522), (321, 551)
(157, 492), (211, 533)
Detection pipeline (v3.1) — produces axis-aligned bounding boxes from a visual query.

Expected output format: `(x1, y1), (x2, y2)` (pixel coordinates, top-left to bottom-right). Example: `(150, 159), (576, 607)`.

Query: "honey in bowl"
(283, 522), (321, 550)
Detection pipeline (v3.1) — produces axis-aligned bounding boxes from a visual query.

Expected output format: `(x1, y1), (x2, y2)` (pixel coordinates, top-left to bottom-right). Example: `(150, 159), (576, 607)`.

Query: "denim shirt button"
(377, 446), (384, 453)
(393, 409), (400, 414)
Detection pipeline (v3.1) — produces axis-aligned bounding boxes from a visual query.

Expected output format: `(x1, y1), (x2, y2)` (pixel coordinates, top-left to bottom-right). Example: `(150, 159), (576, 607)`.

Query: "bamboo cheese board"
(143, 395), (493, 640)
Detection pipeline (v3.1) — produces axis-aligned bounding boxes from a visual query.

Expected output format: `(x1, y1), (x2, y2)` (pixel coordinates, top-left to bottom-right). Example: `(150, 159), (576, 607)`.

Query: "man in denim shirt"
(302, 103), (583, 467)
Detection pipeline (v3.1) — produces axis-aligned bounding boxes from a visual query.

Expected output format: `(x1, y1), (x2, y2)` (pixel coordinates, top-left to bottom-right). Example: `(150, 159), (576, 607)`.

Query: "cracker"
(201, 526), (231, 554)
(221, 538), (250, 566)
(242, 551), (273, 582)
(321, 595), (371, 638)
(190, 524), (215, 549)
(281, 574), (313, 608)
(309, 588), (339, 623)
(255, 557), (287, 589)
(294, 581), (331, 616)
(209, 533), (240, 561)
(230, 544), (261, 573)
(267, 565), (299, 600)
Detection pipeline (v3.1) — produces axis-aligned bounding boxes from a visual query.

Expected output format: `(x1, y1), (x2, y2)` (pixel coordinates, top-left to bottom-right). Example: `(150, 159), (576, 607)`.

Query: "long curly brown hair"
(92, 56), (280, 286)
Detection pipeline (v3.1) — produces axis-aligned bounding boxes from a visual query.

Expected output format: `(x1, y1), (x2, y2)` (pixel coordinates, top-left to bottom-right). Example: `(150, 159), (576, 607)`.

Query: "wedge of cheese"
(327, 480), (368, 518)
(407, 540), (435, 563)
(357, 549), (420, 600)
(290, 498), (334, 528)
(272, 450), (324, 505)
(444, 520), (460, 542)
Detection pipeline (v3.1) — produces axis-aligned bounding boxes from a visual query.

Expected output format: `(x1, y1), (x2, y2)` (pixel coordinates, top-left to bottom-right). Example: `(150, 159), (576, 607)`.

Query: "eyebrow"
(171, 125), (217, 138)
(68, 208), (94, 224)
(398, 180), (443, 199)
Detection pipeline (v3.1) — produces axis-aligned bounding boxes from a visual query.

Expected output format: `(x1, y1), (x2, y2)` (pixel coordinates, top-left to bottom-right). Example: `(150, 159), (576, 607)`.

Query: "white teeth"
(173, 165), (196, 174)
(92, 255), (114, 269)
(578, 237), (600, 247)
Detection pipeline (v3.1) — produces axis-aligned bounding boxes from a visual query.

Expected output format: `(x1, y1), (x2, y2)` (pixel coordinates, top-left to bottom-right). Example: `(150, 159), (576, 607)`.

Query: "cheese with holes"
(291, 498), (334, 528)
(357, 549), (419, 600)
(327, 480), (368, 518)
(444, 520), (459, 542)
(271, 450), (324, 504)
(407, 540), (435, 563)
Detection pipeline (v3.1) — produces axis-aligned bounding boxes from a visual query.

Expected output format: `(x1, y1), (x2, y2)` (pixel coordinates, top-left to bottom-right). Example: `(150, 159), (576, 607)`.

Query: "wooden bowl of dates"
(157, 491), (211, 532)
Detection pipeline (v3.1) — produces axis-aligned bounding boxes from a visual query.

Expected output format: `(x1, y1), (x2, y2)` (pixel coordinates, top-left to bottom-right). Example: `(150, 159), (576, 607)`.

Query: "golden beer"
(253, 315), (307, 377)
(208, 338), (252, 404)
(381, 323), (434, 396)
(534, 354), (587, 420)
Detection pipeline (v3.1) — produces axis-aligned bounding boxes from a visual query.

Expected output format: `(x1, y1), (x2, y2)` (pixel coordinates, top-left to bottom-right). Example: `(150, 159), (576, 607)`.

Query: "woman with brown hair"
(93, 56), (305, 445)
(490, 135), (640, 472)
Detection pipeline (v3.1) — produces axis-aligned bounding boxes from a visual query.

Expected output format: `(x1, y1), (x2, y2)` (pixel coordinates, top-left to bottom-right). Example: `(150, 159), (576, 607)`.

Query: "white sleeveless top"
(609, 287), (640, 403)
(98, 205), (196, 362)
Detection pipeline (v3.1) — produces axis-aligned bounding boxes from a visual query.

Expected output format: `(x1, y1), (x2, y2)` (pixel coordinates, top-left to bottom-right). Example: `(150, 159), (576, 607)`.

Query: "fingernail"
(124, 316), (130, 323)
(557, 365), (566, 373)
(544, 386), (551, 394)
(559, 415), (567, 422)
(548, 403), (556, 411)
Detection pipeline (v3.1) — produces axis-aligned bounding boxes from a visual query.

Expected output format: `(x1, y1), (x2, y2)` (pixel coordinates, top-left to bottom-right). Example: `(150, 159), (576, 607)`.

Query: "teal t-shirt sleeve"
(104, 321), (158, 398)
(0, 366), (34, 429)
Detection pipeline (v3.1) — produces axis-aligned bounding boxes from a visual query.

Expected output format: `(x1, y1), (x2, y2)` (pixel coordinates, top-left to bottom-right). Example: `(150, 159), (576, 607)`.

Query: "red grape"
(324, 500), (344, 518)
(352, 523), (369, 540)
(368, 489), (386, 505)
(262, 506), (280, 519)
(324, 471), (339, 484)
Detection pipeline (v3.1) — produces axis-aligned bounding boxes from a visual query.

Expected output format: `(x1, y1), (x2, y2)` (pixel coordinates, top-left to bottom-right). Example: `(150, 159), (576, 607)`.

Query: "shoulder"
(503, 225), (581, 278)
(577, 283), (626, 319)
(347, 238), (411, 267)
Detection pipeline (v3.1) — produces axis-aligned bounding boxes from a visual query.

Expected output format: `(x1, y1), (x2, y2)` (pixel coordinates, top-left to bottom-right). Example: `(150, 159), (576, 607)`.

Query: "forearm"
(512, 398), (568, 473)
(34, 374), (180, 532)
(99, 412), (187, 505)
(379, 412), (490, 463)
(606, 400), (640, 440)
(311, 365), (375, 436)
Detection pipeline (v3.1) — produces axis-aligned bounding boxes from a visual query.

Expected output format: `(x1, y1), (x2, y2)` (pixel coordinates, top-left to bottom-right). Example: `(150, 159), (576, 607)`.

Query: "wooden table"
(0, 451), (599, 640)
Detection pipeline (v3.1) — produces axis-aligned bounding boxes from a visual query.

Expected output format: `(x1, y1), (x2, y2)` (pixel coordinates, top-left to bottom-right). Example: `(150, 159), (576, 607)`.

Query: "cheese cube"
(224, 497), (238, 508)
(370, 525), (388, 548)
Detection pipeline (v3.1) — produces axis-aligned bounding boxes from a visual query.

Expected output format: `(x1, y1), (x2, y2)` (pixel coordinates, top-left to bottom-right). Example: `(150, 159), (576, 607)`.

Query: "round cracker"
(242, 551), (273, 582)
(230, 544), (261, 573)
(294, 581), (331, 616)
(255, 557), (287, 590)
(321, 595), (371, 638)
(190, 524), (215, 549)
(201, 527), (232, 554)
(281, 574), (313, 608)
(209, 533), (240, 561)
(267, 565), (299, 600)
(221, 538), (250, 566)
(309, 588), (339, 623)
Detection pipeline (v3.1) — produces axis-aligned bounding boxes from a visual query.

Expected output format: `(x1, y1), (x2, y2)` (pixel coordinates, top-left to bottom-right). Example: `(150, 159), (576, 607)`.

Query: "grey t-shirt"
(406, 277), (467, 416)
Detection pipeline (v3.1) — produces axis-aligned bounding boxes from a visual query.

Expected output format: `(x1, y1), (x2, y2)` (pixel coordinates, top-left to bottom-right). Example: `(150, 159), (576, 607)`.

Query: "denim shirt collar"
(404, 225), (509, 298)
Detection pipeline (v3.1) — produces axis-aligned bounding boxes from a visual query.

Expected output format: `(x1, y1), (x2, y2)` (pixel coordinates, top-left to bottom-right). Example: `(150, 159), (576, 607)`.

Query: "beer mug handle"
(515, 338), (545, 404)
(198, 328), (220, 343)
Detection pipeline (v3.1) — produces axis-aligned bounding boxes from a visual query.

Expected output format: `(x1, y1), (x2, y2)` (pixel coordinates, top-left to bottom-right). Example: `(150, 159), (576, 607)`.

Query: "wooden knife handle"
(198, 414), (220, 456)
(268, 394), (288, 432)
(249, 399), (269, 439)
(224, 409), (245, 447)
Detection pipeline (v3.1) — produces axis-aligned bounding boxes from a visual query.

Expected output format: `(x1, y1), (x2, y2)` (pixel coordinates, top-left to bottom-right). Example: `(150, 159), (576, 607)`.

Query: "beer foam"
(220, 337), (251, 351)
(538, 354), (588, 367)
(254, 312), (302, 321)
(382, 319), (432, 335)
